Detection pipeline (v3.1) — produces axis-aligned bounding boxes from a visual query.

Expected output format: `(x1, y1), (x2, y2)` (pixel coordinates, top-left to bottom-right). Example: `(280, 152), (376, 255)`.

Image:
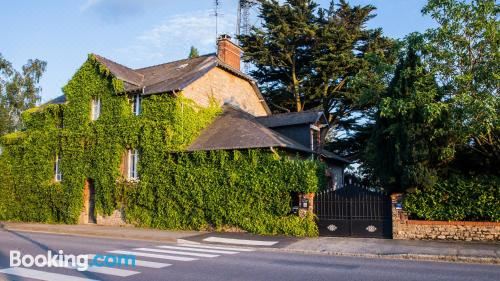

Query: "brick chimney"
(217, 34), (242, 70)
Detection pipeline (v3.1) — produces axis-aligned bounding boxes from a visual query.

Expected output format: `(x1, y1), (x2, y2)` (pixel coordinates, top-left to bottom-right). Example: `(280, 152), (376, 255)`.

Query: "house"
(0, 35), (348, 230)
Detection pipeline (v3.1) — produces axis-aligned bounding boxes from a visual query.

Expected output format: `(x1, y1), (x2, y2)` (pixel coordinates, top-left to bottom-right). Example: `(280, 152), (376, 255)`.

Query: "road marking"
(87, 255), (170, 268)
(108, 250), (198, 261)
(0, 267), (99, 281)
(85, 266), (139, 277)
(177, 243), (255, 252)
(157, 245), (239, 254)
(133, 248), (219, 258)
(203, 237), (278, 246)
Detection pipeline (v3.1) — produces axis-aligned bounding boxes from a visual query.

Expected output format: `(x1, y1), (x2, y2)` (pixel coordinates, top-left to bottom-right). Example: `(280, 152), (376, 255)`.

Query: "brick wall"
(391, 193), (500, 241)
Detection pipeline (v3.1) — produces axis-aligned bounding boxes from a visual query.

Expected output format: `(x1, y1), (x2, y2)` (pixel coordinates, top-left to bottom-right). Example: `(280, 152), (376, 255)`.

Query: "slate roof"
(43, 95), (67, 105)
(319, 149), (351, 164)
(256, 110), (328, 128)
(91, 53), (271, 113)
(188, 105), (313, 153)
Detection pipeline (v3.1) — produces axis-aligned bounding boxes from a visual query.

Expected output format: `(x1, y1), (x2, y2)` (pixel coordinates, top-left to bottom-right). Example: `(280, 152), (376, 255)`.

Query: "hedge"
(403, 175), (500, 222)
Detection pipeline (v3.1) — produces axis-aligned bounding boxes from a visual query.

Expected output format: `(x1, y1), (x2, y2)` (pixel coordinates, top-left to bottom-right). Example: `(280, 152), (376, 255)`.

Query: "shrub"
(403, 175), (500, 222)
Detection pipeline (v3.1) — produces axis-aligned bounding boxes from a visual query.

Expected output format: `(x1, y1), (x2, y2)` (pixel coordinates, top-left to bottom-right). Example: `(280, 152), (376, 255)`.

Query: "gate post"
(298, 193), (315, 217)
(391, 193), (408, 239)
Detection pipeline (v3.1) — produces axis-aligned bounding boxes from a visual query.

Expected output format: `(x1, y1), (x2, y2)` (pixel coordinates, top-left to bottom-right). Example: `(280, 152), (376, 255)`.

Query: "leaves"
(0, 53), (47, 134)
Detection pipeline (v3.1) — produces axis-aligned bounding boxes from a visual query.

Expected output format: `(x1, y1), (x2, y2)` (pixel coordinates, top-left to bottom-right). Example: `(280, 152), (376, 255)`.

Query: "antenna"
(237, 0), (259, 72)
(237, 0), (259, 38)
(213, 0), (223, 44)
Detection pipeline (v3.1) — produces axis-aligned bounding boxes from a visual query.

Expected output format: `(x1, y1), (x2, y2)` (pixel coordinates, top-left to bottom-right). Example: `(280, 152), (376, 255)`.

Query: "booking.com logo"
(10, 250), (136, 271)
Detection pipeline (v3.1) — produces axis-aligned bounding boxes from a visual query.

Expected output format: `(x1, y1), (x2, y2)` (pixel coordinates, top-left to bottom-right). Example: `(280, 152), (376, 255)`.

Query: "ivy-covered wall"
(0, 54), (324, 236)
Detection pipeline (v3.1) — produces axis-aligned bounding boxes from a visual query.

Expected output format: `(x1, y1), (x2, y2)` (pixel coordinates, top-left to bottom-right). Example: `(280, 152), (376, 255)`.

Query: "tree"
(0, 53), (46, 135)
(422, 0), (499, 171)
(365, 34), (451, 192)
(239, 0), (396, 129)
(188, 46), (200, 59)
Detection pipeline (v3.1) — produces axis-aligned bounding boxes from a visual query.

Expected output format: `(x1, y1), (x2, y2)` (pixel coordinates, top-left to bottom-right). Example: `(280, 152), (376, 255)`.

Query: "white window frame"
(127, 149), (139, 180)
(54, 155), (62, 182)
(132, 94), (141, 116)
(91, 98), (101, 121)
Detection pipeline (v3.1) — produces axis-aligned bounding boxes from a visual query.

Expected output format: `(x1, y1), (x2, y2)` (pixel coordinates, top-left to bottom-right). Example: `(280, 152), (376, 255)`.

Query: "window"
(91, 98), (101, 120)
(132, 94), (141, 116)
(127, 149), (139, 180)
(54, 155), (62, 182)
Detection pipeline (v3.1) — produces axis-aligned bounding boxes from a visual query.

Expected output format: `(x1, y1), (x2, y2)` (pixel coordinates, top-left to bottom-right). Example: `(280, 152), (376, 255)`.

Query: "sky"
(1, 0), (436, 103)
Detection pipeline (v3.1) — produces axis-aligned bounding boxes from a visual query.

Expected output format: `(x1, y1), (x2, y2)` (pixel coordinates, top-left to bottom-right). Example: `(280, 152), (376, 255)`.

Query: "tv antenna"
(212, 0), (224, 44)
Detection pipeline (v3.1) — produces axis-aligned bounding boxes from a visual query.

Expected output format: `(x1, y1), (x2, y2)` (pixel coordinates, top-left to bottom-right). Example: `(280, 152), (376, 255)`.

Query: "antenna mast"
(214, 0), (222, 43)
(237, 0), (258, 39)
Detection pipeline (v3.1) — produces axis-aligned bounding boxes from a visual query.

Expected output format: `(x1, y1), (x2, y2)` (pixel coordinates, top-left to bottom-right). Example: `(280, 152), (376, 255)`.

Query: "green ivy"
(0, 54), (324, 236)
(403, 175), (500, 222)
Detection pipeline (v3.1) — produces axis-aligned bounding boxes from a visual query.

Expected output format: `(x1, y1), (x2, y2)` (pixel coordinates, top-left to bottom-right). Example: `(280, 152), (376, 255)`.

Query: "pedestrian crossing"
(0, 243), (255, 281)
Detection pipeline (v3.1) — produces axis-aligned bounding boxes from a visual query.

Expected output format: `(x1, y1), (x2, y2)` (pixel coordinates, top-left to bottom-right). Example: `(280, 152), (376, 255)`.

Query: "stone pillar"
(298, 193), (315, 217)
(391, 193), (408, 239)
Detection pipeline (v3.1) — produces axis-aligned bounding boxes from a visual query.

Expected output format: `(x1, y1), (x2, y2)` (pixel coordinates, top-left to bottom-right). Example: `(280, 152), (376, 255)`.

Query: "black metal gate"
(314, 183), (392, 238)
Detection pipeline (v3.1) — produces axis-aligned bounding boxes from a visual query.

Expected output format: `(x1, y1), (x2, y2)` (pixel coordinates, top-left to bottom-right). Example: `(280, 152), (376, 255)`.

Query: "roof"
(93, 54), (144, 88)
(256, 110), (329, 128)
(43, 95), (67, 105)
(90, 53), (271, 114)
(92, 53), (257, 95)
(319, 149), (351, 164)
(188, 105), (313, 153)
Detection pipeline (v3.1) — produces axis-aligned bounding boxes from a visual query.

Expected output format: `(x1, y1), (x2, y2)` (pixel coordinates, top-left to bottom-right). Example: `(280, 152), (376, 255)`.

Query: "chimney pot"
(217, 34), (242, 70)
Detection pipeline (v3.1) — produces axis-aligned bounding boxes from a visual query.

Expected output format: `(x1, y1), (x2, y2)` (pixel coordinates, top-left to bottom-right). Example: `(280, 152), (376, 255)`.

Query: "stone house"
(10, 35), (349, 225)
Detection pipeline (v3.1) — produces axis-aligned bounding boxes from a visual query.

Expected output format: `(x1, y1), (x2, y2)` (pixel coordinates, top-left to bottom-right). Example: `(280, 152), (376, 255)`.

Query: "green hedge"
(0, 54), (324, 236)
(403, 175), (500, 222)
(122, 150), (322, 236)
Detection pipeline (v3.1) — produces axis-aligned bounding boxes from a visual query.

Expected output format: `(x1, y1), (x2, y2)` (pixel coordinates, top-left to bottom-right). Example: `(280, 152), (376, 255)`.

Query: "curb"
(259, 247), (500, 265)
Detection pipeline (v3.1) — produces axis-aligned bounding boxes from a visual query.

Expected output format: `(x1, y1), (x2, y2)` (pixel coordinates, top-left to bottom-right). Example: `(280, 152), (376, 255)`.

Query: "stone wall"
(391, 193), (500, 241)
(183, 67), (269, 117)
(96, 209), (127, 226)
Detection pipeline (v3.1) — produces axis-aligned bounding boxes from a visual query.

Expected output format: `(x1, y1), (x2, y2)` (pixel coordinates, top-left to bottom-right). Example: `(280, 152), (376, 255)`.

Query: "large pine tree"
(239, 0), (395, 129)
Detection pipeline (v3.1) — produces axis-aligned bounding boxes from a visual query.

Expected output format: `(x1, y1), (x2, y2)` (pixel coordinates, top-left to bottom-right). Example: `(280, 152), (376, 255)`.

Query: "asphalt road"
(0, 229), (498, 281)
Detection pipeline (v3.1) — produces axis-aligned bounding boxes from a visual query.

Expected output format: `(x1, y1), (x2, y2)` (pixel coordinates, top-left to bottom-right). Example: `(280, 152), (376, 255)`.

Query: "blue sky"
(2, 0), (436, 103)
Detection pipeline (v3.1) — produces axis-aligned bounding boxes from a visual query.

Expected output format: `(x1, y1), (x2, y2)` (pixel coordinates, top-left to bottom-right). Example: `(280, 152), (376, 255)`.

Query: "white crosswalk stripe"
(87, 254), (171, 269)
(157, 245), (239, 254)
(203, 236), (278, 246)
(108, 250), (198, 261)
(0, 243), (251, 281)
(177, 243), (255, 252)
(134, 247), (220, 258)
(0, 267), (99, 281)
(84, 266), (139, 277)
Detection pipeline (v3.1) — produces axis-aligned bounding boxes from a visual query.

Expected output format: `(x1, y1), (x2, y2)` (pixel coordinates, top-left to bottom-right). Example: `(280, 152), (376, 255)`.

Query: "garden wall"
(391, 194), (500, 241)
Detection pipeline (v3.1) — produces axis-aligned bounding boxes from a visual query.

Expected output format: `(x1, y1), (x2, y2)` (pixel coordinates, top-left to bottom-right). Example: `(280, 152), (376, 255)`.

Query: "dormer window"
(132, 94), (141, 116)
(91, 98), (101, 121)
(54, 155), (62, 182)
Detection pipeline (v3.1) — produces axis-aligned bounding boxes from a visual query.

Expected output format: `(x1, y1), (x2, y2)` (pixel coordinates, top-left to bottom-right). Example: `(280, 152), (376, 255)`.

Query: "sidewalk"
(1, 222), (498, 264)
(0, 221), (201, 243)
(279, 237), (500, 264)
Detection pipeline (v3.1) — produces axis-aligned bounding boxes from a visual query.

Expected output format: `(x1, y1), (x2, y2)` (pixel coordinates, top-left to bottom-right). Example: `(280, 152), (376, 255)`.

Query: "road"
(0, 229), (498, 281)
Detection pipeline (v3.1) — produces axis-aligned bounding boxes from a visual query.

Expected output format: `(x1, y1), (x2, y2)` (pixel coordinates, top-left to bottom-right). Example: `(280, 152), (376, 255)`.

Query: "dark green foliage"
(239, 0), (396, 128)
(404, 175), (500, 222)
(124, 150), (323, 236)
(365, 34), (451, 192)
(0, 54), (324, 236)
